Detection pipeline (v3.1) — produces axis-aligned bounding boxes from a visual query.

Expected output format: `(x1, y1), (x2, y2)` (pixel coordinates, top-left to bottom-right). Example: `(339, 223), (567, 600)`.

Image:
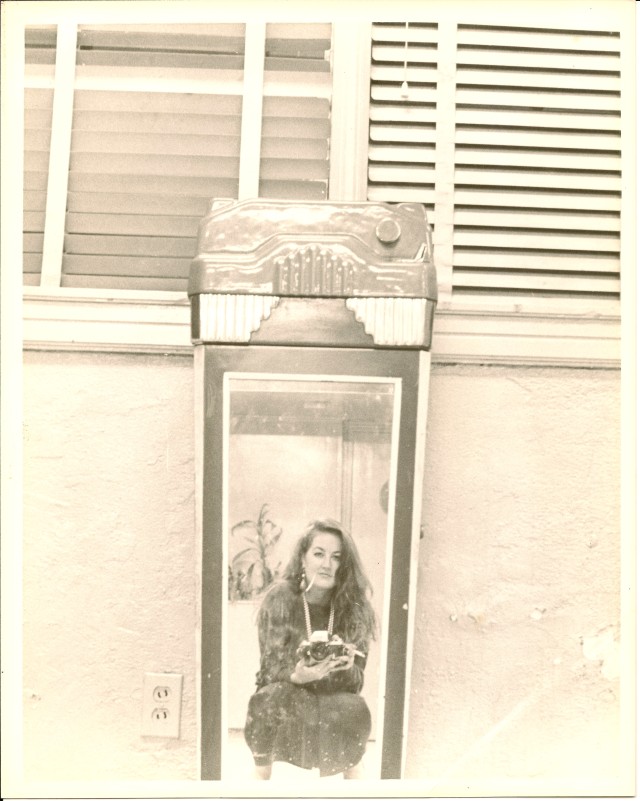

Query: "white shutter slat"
(454, 270), (620, 294)
(371, 44), (437, 64)
(454, 167), (621, 192)
(371, 124), (436, 144)
(369, 145), (436, 164)
(456, 26), (621, 53)
(455, 148), (620, 171)
(455, 128), (620, 151)
(454, 209), (620, 232)
(455, 188), (620, 212)
(454, 230), (618, 252)
(370, 65), (437, 83)
(372, 24), (438, 44)
(371, 85), (437, 104)
(456, 68), (620, 93)
(370, 105), (438, 124)
(456, 48), (620, 72)
(368, 186), (436, 203)
(369, 165), (435, 184)
(456, 88), (620, 112)
(456, 107), (621, 131)
(453, 250), (620, 274)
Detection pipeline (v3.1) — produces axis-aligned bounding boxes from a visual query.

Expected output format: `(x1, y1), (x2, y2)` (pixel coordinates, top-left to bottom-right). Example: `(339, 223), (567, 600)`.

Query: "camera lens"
(310, 643), (327, 660)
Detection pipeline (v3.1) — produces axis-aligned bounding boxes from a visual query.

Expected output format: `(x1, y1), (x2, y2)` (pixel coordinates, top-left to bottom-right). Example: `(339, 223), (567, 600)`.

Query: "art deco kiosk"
(189, 199), (437, 781)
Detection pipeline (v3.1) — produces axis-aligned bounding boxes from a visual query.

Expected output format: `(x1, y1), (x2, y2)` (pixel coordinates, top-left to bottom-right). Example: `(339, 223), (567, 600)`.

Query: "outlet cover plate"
(141, 672), (183, 738)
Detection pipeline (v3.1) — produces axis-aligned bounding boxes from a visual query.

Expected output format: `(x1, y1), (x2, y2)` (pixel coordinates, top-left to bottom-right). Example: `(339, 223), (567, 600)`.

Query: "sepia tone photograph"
(1, 0), (635, 797)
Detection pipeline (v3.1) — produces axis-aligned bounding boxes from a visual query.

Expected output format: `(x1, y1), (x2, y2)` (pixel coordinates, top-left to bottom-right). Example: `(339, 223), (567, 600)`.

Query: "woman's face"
(302, 531), (342, 593)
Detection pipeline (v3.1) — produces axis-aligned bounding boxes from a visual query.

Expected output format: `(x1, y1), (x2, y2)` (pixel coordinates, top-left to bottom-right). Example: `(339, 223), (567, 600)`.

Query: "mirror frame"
(196, 344), (430, 781)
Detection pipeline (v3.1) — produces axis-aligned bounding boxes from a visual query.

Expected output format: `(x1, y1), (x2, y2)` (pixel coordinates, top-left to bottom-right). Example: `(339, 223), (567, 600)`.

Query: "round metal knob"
(376, 217), (401, 244)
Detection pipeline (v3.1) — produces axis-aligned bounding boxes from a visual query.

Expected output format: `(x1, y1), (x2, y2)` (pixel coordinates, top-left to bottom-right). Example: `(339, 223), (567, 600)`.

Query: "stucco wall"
(21, 350), (622, 789)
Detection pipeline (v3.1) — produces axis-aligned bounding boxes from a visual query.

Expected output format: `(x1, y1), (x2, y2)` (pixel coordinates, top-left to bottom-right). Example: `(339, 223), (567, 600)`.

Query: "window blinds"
(24, 27), (56, 285)
(23, 23), (332, 291)
(368, 22), (622, 308)
(259, 23), (331, 200)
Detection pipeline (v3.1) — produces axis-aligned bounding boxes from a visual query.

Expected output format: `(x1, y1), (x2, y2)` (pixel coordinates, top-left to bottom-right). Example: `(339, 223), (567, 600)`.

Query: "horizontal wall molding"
(22, 291), (621, 368)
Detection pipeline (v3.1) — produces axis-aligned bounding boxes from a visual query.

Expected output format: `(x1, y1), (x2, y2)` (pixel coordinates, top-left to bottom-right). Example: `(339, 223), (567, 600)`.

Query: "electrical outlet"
(141, 672), (183, 737)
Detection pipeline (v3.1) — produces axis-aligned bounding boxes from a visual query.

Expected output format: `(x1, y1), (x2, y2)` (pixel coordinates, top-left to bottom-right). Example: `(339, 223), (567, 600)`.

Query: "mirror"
(221, 374), (400, 779)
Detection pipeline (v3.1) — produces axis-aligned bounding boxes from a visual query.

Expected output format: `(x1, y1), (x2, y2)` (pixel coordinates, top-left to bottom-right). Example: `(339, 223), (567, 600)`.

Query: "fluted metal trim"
(346, 297), (428, 346)
(275, 245), (356, 295)
(198, 294), (280, 342)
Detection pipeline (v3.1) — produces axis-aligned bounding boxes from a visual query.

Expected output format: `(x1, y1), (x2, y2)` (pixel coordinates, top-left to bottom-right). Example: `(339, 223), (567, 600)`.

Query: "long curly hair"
(282, 519), (377, 646)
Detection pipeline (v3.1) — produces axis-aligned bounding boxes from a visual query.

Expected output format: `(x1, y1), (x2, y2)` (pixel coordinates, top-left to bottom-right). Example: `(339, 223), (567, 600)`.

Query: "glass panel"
(223, 374), (399, 780)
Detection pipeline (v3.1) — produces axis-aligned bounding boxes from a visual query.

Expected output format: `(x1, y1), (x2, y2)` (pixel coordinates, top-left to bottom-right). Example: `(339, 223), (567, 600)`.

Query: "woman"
(244, 519), (376, 779)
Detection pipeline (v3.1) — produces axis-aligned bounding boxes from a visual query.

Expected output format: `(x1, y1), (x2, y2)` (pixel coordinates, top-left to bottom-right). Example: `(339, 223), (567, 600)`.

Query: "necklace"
(302, 592), (334, 639)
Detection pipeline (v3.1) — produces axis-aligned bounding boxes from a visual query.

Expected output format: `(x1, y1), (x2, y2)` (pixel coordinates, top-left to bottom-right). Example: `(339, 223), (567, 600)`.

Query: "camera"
(296, 633), (348, 665)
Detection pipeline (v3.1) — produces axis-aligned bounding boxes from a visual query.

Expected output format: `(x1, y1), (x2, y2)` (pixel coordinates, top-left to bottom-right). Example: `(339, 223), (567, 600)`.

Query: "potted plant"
(228, 504), (282, 601)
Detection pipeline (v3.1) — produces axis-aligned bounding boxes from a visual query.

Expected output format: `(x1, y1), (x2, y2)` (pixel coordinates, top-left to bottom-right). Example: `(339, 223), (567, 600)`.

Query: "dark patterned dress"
(244, 581), (371, 776)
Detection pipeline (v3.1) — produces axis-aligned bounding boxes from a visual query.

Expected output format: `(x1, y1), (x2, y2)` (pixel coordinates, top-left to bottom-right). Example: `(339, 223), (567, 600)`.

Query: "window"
(23, 22), (331, 292)
(13, 5), (631, 364)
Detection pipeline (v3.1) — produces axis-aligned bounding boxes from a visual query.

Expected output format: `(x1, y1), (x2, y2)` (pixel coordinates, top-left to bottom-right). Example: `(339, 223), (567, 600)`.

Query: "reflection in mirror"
(223, 376), (399, 780)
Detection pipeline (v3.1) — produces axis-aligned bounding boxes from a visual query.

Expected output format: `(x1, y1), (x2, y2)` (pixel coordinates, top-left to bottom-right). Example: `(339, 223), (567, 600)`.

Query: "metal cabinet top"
(188, 199), (437, 301)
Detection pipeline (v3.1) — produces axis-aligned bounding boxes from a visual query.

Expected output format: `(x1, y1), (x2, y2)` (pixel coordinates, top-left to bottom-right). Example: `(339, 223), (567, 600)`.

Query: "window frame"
(8, 5), (632, 367)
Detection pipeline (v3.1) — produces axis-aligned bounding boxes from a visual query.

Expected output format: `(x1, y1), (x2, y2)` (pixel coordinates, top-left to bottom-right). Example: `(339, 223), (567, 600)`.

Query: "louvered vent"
(368, 22), (622, 307)
(24, 27), (56, 285)
(368, 23), (438, 211)
(454, 24), (621, 302)
(61, 23), (332, 291)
